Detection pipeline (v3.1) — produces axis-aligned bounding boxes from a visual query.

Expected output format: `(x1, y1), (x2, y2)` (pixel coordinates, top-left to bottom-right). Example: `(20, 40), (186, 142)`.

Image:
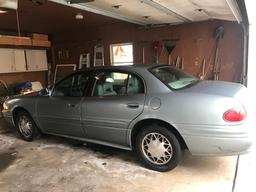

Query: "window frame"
(90, 69), (146, 97)
(148, 65), (199, 91)
(110, 43), (134, 66)
(51, 70), (93, 97)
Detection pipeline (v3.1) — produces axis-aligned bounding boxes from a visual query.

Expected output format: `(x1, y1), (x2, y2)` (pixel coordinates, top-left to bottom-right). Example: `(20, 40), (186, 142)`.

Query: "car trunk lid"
(182, 80), (245, 98)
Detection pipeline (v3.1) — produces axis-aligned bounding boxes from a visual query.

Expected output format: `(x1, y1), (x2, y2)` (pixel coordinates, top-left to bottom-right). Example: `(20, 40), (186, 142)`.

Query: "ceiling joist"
(141, 0), (191, 23)
(50, 0), (148, 26)
(49, 0), (239, 26)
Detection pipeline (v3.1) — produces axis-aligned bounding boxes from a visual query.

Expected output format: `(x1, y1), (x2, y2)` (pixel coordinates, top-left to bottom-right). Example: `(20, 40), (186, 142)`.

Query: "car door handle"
(127, 103), (139, 108)
(67, 103), (76, 108)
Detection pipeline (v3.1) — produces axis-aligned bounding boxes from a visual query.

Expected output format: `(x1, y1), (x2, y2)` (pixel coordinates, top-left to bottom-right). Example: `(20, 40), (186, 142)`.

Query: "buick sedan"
(2, 64), (253, 171)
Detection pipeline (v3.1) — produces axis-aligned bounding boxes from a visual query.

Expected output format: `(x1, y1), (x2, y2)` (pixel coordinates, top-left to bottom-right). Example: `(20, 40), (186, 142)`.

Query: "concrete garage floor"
(0, 118), (249, 192)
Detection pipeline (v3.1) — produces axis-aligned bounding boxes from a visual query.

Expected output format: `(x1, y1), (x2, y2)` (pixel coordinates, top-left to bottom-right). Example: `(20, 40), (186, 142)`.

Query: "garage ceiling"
(51, 0), (241, 25)
(0, 0), (121, 34)
(0, 0), (242, 35)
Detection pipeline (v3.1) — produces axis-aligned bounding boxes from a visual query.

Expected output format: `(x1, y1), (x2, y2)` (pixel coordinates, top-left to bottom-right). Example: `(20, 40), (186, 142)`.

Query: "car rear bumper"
(179, 122), (254, 156)
(183, 135), (253, 156)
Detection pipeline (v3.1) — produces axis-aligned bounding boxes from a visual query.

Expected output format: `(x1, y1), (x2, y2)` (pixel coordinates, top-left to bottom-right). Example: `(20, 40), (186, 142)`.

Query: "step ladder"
(79, 53), (90, 69)
(94, 44), (104, 67)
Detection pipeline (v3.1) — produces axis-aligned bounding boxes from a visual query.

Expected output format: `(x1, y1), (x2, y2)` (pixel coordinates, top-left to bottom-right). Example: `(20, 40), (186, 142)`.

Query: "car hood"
(181, 80), (245, 97)
(5, 91), (40, 101)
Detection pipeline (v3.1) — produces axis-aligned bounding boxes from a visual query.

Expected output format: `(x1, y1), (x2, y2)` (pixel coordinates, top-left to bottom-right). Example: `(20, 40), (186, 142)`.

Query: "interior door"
(0, 48), (14, 73)
(26, 49), (48, 71)
(82, 70), (145, 146)
(37, 71), (90, 137)
(14, 49), (27, 72)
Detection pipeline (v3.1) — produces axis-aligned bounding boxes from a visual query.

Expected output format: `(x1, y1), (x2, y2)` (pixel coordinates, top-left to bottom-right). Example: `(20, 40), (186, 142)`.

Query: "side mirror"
(39, 88), (49, 96)
(47, 85), (53, 90)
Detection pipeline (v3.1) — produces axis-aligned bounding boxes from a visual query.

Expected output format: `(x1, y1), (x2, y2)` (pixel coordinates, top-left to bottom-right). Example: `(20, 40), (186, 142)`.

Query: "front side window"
(93, 71), (144, 96)
(150, 66), (198, 90)
(52, 72), (90, 97)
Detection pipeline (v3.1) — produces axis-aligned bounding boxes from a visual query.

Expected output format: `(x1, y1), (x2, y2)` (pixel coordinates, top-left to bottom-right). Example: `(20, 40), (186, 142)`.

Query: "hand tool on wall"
(153, 41), (163, 64)
(163, 41), (176, 64)
(175, 56), (181, 68)
(142, 47), (145, 64)
(180, 57), (184, 70)
(212, 26), (224, 80)
(198, 58), (206, 80)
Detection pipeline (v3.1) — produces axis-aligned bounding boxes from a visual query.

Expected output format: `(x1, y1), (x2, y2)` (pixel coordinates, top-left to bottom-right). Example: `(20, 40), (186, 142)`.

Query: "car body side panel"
(2, 65), (253, 156)
(36, 96), (85, 137)
(82, 94), (145, 146)
(126, 90), (253, 155)
(4, 96), (38, 126)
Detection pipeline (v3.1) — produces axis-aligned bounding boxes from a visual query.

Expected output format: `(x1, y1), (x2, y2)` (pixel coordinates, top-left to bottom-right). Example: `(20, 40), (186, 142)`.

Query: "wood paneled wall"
(53, 20), (244, 83)
(0, 71), (47, 87)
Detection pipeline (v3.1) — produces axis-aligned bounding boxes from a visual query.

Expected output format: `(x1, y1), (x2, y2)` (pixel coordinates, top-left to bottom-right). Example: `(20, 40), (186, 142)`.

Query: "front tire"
(135, 125), (182, 172)
(15, 111), (40, 141)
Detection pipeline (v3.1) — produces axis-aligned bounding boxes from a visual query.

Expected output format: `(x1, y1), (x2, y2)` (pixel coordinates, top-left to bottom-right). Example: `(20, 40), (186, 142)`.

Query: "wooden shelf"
(0, 36), (51, 48)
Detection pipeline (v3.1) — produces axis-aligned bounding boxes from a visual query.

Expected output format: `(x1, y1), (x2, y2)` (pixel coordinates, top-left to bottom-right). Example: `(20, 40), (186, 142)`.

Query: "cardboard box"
(0, 37), (15, 45)
(0, 37), (32, 46)
(32, 40), (51, 47)
(14, 37), (32, 46)
(32, 33), (48, 41)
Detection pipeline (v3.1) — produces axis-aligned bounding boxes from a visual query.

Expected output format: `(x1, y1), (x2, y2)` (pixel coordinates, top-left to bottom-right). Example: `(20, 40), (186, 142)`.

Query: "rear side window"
(92, 71), (144, 96)
(150, 66), (198, 90)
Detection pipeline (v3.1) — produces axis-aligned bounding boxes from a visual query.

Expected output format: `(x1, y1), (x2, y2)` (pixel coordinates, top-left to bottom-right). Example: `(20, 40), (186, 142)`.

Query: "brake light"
(223, 106), (247, 122)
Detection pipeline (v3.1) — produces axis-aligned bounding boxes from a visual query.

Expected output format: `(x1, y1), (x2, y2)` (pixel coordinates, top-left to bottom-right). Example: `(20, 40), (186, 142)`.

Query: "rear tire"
(135, 125), (182, 172)
(15, 111), (40, 141)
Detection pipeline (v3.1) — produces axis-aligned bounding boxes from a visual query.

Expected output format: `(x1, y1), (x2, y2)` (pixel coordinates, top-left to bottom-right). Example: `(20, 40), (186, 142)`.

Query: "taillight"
(223, 106), (247, 122)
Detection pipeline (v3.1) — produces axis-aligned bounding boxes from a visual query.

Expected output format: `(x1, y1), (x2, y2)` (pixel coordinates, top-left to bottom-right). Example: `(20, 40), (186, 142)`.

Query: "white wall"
(245, 0), (256, 123)
(245, 0), (256, 89)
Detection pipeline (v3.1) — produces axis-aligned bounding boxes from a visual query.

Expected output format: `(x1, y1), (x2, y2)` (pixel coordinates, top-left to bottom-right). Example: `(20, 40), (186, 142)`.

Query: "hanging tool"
(180, 57), (184, 70)
(198, 58), (206, 80)
(142, 47), (145, 64)
(163, 41), (176, 64)
(175, 56), (181, 68)
(212, 26), (224, 80)
(153, 41), (164, 64)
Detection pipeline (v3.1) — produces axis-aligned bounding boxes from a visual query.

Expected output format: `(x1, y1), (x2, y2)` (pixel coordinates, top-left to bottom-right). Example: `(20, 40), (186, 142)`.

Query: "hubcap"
(18, 115), (33, 138)
(142, 132), (173, 165)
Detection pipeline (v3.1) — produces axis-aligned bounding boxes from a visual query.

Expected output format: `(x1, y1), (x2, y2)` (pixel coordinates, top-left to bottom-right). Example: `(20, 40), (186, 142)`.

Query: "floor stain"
(0, 152), (17, 172)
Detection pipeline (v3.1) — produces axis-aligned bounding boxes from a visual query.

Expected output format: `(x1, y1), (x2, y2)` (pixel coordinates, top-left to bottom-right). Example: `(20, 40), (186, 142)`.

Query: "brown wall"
(0, 71), (47, 87)
(53, 20), (244, 83)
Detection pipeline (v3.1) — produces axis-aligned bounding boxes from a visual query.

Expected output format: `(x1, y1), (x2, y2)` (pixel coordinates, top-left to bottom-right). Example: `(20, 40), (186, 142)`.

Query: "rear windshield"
(150, 65), (199, 90)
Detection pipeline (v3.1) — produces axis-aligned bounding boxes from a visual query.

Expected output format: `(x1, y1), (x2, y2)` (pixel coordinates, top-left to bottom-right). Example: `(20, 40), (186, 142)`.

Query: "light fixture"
(0, 9), (7, 13)
(75, 13), (83, 20)
(112, 5), (121, 9)
(30, 0), (47, 6)
(51, 0), (147, 25)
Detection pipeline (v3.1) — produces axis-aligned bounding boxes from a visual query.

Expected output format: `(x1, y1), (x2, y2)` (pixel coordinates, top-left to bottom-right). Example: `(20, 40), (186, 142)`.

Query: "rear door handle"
(127, 103), (139, 108)
(67, 103), (76, 108)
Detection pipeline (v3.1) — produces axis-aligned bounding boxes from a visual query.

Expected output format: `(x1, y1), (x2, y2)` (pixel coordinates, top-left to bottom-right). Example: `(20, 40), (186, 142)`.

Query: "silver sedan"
(2, 64), (253, 171)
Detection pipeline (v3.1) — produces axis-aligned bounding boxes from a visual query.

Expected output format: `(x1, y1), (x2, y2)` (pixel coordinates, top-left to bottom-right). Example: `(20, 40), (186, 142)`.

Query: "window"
(93, 71), (144, 96)
(52, 72), (90, 97)
(110, 43), (133, 66)
(150, 66), (198, 90)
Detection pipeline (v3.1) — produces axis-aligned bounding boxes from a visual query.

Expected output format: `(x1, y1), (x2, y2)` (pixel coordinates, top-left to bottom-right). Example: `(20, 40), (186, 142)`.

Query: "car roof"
(77, 64), (169, 72)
